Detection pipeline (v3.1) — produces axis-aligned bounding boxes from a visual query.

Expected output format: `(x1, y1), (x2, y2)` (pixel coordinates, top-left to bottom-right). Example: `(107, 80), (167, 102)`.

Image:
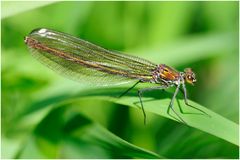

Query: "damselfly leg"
(118, 81), (168, 125)
(180, 83), (211, 117)
(119, 81), (189, 125)
(167, 84), (187, 125)
(138, 85), (168, 125)
(118, 81), (141, 98)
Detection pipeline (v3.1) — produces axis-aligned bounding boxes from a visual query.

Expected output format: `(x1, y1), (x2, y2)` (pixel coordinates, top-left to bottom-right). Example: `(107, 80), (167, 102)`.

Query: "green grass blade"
(17, 105), (162, 158)
(23, 87), (239, 146)
(115, 93), (239, 146)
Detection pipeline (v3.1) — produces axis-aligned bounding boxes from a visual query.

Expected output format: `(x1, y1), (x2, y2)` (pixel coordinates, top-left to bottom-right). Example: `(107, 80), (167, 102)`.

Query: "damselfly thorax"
(24, 28), (208, 125)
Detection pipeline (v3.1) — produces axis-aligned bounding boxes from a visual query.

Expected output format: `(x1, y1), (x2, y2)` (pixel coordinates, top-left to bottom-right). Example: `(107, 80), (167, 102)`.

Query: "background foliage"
(1, 1), (239, 158)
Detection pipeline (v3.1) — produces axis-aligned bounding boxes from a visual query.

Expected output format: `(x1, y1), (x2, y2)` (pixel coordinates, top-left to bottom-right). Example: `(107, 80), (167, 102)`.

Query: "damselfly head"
(184, 68), (196, 85)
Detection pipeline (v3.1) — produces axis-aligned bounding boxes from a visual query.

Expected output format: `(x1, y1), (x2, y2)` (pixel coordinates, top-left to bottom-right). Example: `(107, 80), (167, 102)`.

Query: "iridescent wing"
(25, 28), (157, 86)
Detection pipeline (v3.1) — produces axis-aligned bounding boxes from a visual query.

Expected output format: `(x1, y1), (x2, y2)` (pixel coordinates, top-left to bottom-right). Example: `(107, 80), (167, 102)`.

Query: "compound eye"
(186, 75), (192, 82)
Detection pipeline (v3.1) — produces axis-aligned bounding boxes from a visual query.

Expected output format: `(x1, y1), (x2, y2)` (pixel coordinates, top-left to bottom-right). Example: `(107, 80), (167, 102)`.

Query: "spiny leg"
(118, 81), (141, 98)
(167, 84), (187, 125)
(138, 90), (146, 125)
(181, 83), (211, 117)
(138, 85), (168, 125)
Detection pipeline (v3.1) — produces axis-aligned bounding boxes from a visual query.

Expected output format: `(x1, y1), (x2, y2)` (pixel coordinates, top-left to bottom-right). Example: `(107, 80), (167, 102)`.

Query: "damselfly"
(24, 28), (209, 125)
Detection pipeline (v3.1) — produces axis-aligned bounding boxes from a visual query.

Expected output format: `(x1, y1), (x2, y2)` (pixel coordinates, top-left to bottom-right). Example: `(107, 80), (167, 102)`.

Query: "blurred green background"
(1, 1), (239, 158)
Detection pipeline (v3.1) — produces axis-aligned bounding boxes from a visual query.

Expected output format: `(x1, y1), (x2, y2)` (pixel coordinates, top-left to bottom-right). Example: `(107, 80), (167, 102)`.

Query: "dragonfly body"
(25, 28), (207, 125)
